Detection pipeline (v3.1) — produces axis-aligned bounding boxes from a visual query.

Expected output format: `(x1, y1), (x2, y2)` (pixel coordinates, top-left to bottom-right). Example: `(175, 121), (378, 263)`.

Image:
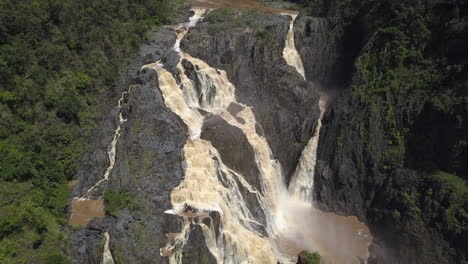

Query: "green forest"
(0, 0), (182, 262)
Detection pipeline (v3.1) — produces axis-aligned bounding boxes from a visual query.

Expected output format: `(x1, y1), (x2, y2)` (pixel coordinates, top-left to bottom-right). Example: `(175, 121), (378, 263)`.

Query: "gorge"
(0, 0), (466, 264)
(68, 1), (467, 263)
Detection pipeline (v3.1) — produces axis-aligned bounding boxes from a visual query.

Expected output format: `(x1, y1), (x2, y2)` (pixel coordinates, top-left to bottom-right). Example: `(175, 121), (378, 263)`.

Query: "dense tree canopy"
(0, 0), (182, 262)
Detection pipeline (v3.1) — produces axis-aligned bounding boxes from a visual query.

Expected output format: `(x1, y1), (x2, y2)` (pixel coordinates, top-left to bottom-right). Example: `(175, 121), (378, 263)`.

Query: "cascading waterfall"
(148, 52), (286, 264)
(282, 13), (305, 80)
(173, 8), (205, 52)
(143, 8), (370, 264)
(146, 9), (296, 264)
(102, 231), (115, 264)
(277, 12), (372, 264)
(288, 98), (326, 201)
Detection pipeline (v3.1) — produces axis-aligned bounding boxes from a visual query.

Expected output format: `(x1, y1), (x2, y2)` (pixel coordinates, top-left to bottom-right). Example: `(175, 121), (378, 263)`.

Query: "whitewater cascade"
(145, 9), (296, 264)
(142, 8), (371, 264)
(102, 231), (115, 264)
(282, 14), (305, 80)
(278, 12), (372, 264)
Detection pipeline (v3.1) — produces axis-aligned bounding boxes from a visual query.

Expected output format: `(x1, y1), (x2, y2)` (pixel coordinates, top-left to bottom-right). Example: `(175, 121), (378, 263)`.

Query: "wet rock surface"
(181, 225), (217, 264)
(201, 114), (261, 191)
(315, 94), (468, 264)
(200, 114), (267, 226)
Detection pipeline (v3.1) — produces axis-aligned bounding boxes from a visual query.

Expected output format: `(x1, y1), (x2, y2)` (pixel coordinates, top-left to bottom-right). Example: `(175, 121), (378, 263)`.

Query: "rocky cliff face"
(68, 17), (193, 264)
(293, 14), (343, 86)
(69, 8), (322, 264)
(293, 2), (467, 264)
(182, 10), (320, 184)
(314, 88), (468, 264)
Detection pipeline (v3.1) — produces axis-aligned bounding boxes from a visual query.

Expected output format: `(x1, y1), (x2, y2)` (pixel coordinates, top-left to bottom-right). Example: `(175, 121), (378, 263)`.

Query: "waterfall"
(288, 99), (326, 201)
(147, 9), (294, 264)
(102, 231), (115, 264)
(280, 11), (321, 203)
(144, 8), (371, 264)
(69, 83), (135, 227)
(148, 52), (286, 264)
(277, 12), (373, 264)
(173, 8), (206, 52)
(282, 13), (305, 79)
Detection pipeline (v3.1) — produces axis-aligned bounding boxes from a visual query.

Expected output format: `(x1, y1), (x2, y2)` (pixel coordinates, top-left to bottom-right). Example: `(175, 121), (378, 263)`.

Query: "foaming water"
(145, 10), (293, 263)
(282, 13), (305, 79)
(75, 85), (137, 200)
(173, 8), (206, 52)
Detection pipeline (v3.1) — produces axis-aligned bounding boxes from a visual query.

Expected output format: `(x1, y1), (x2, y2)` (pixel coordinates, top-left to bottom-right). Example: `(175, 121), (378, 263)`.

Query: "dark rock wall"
(293, 4), (468, 264)
(294, 14), (343, 87)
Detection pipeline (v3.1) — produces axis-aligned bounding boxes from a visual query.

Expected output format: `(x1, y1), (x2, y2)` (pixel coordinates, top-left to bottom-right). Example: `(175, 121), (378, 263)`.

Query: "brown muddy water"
(69, 199), (105, 227)
(276, 200), (372, 264)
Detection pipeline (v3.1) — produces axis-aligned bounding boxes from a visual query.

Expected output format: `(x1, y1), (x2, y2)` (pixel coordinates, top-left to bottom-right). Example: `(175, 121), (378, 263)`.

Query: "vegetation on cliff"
(296, 0), (467, 262)
(297, 250), (320, 264)
(0, 0), (183, 262)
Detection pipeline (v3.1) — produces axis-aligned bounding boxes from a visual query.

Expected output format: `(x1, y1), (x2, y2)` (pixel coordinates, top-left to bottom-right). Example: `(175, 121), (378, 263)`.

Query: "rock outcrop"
(200, 113), (267, 228)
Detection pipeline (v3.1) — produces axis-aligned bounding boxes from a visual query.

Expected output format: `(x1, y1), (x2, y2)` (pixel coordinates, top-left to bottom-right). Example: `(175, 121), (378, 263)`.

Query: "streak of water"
(282, 13), (305, 79)
(102, 231), (115, 264)
(78, 86), (135, 200)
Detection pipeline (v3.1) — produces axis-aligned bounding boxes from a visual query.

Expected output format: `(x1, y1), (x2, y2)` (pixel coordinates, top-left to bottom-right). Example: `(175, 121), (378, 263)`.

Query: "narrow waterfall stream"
(278, 12), (372, 264)
(69, 84), (137, 228)
(282, 14), (305, 80)
(102, 231), (115, 264)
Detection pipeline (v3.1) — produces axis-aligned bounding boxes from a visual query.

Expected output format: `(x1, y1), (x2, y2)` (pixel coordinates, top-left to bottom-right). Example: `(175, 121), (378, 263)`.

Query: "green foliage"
(430, 171), (467, 234)
(0, 0), (184, 262)
(104, 189), (138, 217)
(298, 250), (320, 264)
(45, 254), (71, 264)
(432, 171), (468, 195)
(256, 29), (272, 40)
(205, 8), (275, 34)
